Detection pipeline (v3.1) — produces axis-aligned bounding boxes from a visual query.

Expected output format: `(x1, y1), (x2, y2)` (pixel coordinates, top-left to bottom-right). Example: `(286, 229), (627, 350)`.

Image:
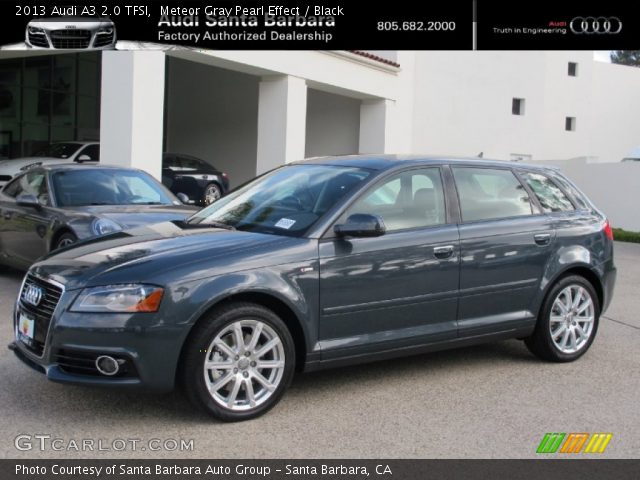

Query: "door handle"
(534, 233), (551, 246)
(434, 245), (455, 259)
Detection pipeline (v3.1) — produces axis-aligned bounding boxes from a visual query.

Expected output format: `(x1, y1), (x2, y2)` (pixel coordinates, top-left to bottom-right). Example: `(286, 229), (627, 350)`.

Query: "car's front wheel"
(525, 275), (600, 362)
(203, 183), (222, 206)
(181, 303), (295, 422)
(54, 232), (77, 250)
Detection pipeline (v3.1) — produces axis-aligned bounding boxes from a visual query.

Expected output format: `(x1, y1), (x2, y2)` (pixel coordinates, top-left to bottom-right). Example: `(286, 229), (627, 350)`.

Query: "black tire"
(181, 302), (296, 422)
(54, 232), (77, 250)
(525, 275), (600, 362)
(203, 183), (222, 206)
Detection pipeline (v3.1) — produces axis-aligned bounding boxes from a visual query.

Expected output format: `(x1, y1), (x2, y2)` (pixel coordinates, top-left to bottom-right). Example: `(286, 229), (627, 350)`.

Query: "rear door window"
(452, 167), (533, 222)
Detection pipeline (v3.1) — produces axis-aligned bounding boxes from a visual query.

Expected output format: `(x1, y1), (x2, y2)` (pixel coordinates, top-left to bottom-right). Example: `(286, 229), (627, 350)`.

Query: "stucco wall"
(164, 57), (259, 188)
(305, 89), (360, 158)
(409, 51), (640, 164)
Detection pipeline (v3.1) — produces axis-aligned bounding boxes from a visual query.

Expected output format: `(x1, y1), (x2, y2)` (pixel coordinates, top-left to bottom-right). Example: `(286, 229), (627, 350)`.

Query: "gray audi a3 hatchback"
(10, 156), (616, 421)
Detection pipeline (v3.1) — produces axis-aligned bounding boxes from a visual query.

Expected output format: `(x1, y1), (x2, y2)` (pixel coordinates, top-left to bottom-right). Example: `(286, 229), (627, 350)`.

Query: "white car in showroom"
(0, 142), (99, 188)
(26, 17), (116, 50)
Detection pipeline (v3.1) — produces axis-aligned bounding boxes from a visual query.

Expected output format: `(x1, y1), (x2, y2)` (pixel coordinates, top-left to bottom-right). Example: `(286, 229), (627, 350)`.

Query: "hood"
(31, 221), (307, 289)
(64, 204), (197, 229)
(0, 157), (71, 174)
(29, 18), (112, 30)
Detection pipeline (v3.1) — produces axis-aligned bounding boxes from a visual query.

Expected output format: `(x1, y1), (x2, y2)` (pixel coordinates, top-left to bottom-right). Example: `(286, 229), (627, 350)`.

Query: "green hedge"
(612, 228), (640, 244)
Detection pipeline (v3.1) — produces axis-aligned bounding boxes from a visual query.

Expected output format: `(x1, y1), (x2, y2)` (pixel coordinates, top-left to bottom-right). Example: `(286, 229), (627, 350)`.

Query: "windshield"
(32, 143), (83, 159)
(188, 164), (372, 236)
(52, 169), (176, 207)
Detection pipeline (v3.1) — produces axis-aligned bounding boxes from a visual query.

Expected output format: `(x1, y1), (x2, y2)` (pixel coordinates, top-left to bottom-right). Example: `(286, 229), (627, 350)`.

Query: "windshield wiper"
(180, 220), (235, 231)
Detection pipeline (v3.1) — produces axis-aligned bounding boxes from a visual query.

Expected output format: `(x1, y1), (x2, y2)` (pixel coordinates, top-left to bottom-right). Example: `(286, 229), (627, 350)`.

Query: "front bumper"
(11, 288), (186, 393)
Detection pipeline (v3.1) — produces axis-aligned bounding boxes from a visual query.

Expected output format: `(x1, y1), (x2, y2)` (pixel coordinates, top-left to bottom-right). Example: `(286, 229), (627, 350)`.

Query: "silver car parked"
(26, 17), (116, 50)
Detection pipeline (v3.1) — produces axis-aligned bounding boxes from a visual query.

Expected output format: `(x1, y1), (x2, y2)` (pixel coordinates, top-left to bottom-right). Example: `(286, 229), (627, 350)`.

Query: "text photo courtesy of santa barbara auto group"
(0, 0), (638, 478)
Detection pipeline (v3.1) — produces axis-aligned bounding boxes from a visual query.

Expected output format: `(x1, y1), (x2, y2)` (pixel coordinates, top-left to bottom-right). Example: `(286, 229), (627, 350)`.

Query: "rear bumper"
(601, 264), (617, 314)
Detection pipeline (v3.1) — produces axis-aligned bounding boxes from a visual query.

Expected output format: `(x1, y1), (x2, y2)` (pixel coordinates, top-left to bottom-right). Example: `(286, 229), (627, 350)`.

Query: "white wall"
(534, 159), (640, 231)
(100, 51), (165, 179)
(410, 51), (640, 163)
(590, 62), (640, 162)
(164, 58), (259, 187)
(305, 89), (360, 157)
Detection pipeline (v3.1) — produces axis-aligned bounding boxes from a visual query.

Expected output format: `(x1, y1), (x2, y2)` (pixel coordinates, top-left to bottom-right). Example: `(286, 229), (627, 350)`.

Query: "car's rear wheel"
(203, 183), (222, 206)
(181, 303), (295, 422)
(55, 232), (77, 250)
(525, 275), (600, 362)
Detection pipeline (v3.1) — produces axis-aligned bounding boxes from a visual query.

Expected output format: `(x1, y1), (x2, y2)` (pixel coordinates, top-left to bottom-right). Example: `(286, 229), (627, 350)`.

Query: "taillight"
(603, 219), (614, 241)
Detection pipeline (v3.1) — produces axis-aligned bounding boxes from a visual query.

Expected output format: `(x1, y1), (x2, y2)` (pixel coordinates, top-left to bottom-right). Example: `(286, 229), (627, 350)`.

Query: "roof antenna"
(477, 152), (483, 158)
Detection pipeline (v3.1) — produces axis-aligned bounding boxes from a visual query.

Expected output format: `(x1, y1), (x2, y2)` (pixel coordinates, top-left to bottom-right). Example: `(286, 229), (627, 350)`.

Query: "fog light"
(95, 355), (120, 376)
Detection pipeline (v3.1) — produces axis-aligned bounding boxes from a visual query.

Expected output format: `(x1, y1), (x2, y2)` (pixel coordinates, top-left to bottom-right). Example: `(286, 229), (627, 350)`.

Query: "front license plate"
(17, 312), (35, 347)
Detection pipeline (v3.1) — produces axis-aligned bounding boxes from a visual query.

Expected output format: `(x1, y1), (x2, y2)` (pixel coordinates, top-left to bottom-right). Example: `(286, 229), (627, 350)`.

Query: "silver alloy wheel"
(57, 237), (75, 249)
(549, 285), (595, 354)
(204, 184), (221, 205)
(204, 319), (285, 411)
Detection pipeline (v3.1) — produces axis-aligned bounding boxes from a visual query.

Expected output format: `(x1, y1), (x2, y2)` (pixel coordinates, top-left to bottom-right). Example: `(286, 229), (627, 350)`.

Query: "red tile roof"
(349, 51), (401, 68)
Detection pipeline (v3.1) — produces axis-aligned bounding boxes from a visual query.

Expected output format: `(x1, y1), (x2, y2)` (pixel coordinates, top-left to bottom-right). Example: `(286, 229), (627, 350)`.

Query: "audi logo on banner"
(570, 17), (623, 34)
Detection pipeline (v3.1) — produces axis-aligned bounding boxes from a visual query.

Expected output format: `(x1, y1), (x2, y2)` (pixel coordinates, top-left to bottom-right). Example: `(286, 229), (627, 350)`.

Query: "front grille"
(0, 175), (12, 182)
(50, 29), (91, 49)
(28, 32), (49, 47)
(93, 31), (114, 48)
(54, 349), (138, 378)
(17, 274), (63, 356)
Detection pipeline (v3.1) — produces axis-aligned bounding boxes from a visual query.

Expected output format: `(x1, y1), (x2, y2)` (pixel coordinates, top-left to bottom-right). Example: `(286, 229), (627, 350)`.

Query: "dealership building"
(0, 48), (639, 188)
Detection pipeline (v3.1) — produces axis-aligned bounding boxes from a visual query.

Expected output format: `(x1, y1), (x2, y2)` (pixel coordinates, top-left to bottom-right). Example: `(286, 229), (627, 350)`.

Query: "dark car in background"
(162, 153), (229, 206)
(0, 164), (196, 269)
(9, 156), (615, 422)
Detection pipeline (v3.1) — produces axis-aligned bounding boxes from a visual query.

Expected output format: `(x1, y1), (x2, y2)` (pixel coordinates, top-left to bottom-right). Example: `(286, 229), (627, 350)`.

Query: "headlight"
(98, 26), (113, 34)
(92, 218), (122, 236)
(71, 285), (164, 313)
(28, 26), (44, 34)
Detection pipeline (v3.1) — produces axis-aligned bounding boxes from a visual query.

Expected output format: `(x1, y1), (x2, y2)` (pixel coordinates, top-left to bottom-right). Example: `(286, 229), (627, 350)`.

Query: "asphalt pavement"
(0, 242), (638, 459)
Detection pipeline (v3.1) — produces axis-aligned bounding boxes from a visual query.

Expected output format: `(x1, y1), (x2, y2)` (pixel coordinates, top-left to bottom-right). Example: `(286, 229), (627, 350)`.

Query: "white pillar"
(359, 99), (395, 154)
(99, 51), (165, 179)
(256, 75), (307, 174)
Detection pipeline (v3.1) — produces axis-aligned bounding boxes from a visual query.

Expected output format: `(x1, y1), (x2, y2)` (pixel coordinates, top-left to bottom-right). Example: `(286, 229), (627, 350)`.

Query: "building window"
(512, 98), (525, 116)
(565, 117), (576, 132)
(0, 53), (101, 159)
(510, 153), (532, 162)
(568, 62), (578, 76)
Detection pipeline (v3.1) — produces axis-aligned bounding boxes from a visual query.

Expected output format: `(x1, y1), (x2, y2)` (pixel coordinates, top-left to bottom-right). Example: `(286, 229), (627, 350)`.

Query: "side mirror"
(76, 154), (92, 163)
(334, 214), (386, 238)
(16, 193), (41, 209)
(176, 192), (190, 204)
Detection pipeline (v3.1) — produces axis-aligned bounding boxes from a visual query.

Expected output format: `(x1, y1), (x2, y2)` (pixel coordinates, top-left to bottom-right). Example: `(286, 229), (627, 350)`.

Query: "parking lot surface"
(0, 242), (638, 459)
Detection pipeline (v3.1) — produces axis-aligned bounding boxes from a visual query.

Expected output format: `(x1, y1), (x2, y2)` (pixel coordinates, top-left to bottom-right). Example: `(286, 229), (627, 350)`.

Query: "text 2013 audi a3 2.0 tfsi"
(9, 156), (616, 421)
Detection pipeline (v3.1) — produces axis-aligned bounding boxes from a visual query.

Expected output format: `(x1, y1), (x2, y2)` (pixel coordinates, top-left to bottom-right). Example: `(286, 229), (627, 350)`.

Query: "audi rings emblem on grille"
(570, 17), (622, 34)
(24, 284), (44, 307)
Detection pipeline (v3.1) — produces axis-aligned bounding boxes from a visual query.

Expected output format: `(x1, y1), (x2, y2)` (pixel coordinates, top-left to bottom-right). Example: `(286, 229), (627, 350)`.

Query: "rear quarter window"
(520, 172), (575, 213)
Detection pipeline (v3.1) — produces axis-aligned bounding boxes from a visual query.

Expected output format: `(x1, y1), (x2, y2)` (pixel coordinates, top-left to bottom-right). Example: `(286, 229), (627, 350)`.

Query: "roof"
(294, 154), (552, 172)
(348, 51), (401, 68)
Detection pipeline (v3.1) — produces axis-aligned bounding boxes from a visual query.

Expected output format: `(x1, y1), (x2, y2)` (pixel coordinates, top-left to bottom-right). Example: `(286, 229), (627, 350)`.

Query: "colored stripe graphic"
(584, 433), (613, 453)
(536, 433), (565, 453)
(560, 433), (589, 453)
